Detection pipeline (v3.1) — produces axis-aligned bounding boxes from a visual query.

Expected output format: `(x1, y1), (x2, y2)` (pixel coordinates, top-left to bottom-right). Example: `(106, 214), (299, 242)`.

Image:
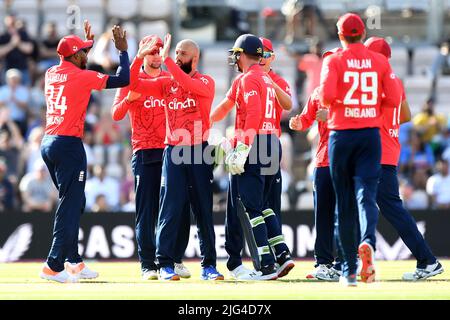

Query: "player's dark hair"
(245, 53), (261, 62)
(344, 34), (363, 43)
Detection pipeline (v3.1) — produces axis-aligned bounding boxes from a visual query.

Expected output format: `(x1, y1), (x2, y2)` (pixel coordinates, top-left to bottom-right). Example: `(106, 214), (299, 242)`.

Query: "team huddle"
(39, 13), (444, 286)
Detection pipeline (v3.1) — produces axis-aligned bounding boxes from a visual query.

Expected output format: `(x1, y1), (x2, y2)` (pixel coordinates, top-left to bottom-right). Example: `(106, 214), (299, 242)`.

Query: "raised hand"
(160, 33), (172, 60)
(112, 25), (128, 52)
(316, 108), (329, 122)
(289, 115), (302, 131)
(84, 20), (94, 41)
(137, 40), (160, 59)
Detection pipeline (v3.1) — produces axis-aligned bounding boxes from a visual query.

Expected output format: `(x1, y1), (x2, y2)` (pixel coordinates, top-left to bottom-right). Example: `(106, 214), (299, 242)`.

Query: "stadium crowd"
(0, 8), (450, 214)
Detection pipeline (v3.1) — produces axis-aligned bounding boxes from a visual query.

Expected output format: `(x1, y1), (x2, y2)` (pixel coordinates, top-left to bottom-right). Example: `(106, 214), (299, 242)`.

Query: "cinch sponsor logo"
(144, 97), (166, 108)
(168, 98), (196, 110)
(346, 59), (372, 69)
(244, 90), (257, 101)
(344, 107), (376, 118)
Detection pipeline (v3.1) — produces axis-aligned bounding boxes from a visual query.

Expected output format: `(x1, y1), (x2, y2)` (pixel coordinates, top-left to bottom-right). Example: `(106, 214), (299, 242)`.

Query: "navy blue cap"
(229, 34), (263, 57)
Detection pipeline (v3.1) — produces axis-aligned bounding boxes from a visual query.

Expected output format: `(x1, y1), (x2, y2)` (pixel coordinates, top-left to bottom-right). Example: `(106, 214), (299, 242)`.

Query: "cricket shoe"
(358, 242), (376, 283)
(174, 262), (192, 279)
(40, 264), (78, 283)
(201, 266), (224, 280)
(276, 251), (295, 278)
(402, 261), (444, 281)
(339, 274), (357, 287)
(65, 262), (99, 279)
(307, 264), (340, 282)
(142, 269), (158, 280)
(159, 267), (180, 281)
(257, 264), (278, 280)
(229, 265), (260, 280)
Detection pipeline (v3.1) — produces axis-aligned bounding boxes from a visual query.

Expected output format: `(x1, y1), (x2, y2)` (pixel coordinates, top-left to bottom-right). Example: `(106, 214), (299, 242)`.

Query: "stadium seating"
(107, 0), (138, 19)
(138, 20), (169, 41)
(412, 46), (439, 76)
(390, 46), (409, 78)
(140, 0), (171, 19)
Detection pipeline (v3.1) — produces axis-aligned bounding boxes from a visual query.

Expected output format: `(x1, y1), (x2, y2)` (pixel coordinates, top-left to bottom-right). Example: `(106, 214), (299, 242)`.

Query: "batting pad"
(236, 197), (262, 271)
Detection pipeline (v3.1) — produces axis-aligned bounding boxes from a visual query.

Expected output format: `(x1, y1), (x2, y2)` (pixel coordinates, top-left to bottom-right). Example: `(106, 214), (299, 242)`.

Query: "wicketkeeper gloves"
(225, 141), (252, 175)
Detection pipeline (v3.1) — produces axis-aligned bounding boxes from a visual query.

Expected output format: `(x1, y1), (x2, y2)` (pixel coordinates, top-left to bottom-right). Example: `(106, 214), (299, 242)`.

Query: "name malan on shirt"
(347, 59), (372, 69)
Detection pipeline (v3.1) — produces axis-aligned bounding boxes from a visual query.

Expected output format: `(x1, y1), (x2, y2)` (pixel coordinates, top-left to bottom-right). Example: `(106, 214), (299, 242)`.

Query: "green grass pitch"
(1, 260), (449, 300)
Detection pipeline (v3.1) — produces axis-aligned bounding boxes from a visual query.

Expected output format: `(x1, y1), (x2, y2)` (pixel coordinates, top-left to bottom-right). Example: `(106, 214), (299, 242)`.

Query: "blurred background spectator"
(0, 13), (33, 86)
(426, 159), (450, 209)
(0, 68), (30, 136)
(19, 159), (57, 213)
(0, 158), (15, 211)
(37, 22), (60, 74)
(85, 165), (120, 212)
(91, 194), (111, 213)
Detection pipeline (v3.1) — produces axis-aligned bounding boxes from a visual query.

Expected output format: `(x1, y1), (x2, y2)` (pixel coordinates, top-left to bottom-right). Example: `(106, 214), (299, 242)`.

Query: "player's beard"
(179, 59), (193, 74)
(80, 57), (88, 70)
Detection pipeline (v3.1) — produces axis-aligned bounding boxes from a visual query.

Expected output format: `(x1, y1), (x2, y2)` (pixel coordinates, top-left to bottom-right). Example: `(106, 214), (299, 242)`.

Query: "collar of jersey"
(345, 42), (366, 51)
(248, 63), (262, 72)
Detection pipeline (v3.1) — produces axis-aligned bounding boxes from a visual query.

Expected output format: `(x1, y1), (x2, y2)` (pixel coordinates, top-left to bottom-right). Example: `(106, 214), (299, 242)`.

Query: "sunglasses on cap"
(262, 51), (274, 59)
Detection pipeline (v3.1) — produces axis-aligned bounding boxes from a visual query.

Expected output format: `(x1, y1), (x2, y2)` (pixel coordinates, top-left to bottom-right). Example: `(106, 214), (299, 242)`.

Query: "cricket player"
(210, 37), (294, 279)
(319, 13), (401, 286)
(128, 34), (223, 281)
(364, 37), (444, 281)
(112, 35), (192, 280)
(223, 34), (295, 280)
(289, 73), (344, 281)
(39, 22), (130, 283)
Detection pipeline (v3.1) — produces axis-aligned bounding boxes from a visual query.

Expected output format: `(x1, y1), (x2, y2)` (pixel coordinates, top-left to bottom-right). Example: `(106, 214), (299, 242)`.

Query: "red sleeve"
(319, 56), (337, 107)
(381, 61), (402, 108)
(297, 93), (318, 130)
(164, 57), (215, 98)
(134, 76), (167, 96)
(111, 86), (131, 121)
(239, 77), (262, 146)
(274, 76), (291, 97)
(128, 57), (144, 90)
(226, 77), (240, 102)
(399, 79), (406, 101)
(82, 70), (109, 91)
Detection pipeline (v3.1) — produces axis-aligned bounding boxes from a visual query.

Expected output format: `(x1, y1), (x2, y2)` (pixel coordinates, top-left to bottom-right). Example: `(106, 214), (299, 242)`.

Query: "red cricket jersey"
(380, 77), (406, 166)
(44, 60), (109, 137)
(226, 64), (279, 145)
(112, 63), (169, 153)
(319, 43), (401, 130)
(132, 57), (214, 146)
(268, 69), (291, 135)
(297, 87), (330, 167)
